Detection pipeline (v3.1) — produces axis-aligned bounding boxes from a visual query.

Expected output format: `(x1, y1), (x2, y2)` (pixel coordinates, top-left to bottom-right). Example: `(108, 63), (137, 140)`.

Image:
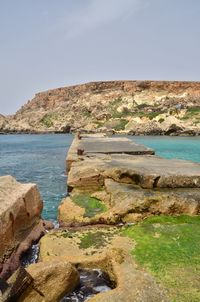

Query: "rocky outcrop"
(39, 228), (168, 302)
(1, 80), (200, 135)
(16, 261), (79, 302)
(61, 135), (200, 226)
(0, 176), (49, 279)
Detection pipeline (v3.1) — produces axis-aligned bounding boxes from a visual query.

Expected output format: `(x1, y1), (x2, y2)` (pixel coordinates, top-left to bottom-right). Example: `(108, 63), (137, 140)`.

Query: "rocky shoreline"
(1, 134), (200, 301)
(1, 80), (200, 136)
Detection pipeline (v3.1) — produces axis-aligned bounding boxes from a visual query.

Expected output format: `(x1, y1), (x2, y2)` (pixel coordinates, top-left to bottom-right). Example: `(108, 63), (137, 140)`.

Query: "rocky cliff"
(1, 80), (200, 135)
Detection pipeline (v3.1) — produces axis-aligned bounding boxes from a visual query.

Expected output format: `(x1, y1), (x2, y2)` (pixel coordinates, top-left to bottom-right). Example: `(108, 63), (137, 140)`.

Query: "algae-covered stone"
(18, 261), (79, 302)
(39, 228), (169, 302)
(58, 197), (85, 224)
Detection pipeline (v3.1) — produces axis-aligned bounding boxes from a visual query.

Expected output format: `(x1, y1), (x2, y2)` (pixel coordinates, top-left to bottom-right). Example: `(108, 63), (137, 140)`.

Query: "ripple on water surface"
(0, 134), (73, 221)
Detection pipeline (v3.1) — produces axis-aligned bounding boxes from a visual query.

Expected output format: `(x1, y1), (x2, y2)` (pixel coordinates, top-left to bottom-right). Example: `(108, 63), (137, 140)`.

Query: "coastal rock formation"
(1, 80), (200, 135)
(60, 135), (200, 226)
(39, 228), (169, 302)
(17, 261), (79, 302)
(0, 176), (45, 279)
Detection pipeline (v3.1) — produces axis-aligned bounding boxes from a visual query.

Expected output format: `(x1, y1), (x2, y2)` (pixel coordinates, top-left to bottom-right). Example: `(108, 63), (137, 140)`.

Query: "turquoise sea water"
(0, 134), (200, 220)
(131, 136), (200, 163)
(0, 134), (73, 220)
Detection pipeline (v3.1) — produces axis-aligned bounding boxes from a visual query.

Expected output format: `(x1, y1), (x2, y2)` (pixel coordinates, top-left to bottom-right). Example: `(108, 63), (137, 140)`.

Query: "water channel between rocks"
(20, 242), (114, 302)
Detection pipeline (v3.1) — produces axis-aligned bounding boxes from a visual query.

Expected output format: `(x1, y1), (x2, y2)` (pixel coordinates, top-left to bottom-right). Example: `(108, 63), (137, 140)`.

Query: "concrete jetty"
(62, 134), (200, 226)
(40, 134), (200, 302)
(66, 134), (154, 171)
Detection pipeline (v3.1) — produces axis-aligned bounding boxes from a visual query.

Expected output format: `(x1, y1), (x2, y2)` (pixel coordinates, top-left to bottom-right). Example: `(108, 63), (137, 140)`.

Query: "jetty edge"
(39, 134), (200, 301)
(59, 134), (200, 226)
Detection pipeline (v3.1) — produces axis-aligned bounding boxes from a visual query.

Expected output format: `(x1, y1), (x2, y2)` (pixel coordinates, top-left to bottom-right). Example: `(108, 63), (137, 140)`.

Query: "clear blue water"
(0, 134), (200, 221)
(131, 136), (200, 163)
(0, 134), (73, 220)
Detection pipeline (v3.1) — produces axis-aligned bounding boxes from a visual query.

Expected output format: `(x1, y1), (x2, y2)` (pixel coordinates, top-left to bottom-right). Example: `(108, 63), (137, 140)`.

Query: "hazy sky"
(0, 0), (200, 115)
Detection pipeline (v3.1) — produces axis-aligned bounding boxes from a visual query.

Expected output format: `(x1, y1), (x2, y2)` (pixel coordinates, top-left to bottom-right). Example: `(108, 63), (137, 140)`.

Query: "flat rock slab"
(78, 137), (155, 155)
(66, 135), (154, 172)
(68, 154), (200, 189)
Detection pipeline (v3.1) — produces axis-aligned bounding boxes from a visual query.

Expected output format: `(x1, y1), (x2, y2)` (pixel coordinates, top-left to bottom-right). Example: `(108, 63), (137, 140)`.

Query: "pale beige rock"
(58, 197), (85, 224)
(68, 154), (200, 190)
(0, 175), (43, 260)
(18, 261), (79, 302)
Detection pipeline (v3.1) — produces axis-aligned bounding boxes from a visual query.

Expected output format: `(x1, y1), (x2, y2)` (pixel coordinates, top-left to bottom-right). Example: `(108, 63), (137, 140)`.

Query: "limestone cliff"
(1, 80), (200, 135)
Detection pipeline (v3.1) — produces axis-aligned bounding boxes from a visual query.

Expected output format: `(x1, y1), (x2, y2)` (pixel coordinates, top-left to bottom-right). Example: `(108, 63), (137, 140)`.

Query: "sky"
(0, 0), (200, 115)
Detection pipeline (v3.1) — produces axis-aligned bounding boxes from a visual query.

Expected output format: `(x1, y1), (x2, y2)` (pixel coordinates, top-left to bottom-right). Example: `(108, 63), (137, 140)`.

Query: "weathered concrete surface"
(62, 135), (200, 225)
(103, 179), (200, 222)
(78, 136), (155, 155)
(39, 228), (169, 302)
(68, 154), (200, 190)
(66, 135), (154, 172)
(58, 180), (200, 226)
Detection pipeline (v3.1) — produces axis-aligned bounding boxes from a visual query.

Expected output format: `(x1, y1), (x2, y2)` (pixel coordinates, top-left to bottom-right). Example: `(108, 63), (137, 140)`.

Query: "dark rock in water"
(61, 268), (114, 302)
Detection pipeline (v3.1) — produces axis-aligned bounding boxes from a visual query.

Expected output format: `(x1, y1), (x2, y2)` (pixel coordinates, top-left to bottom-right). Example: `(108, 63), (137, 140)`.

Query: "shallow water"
(20, 244), (40, 267)
(129, 135), (200, 163)
(61, 269), (113, 302)
(0, 134), (200, 221)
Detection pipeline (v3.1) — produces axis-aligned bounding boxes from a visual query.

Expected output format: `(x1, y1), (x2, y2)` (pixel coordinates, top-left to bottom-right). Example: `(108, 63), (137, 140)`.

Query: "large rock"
(15, 261), (79, 302)
(103, 179), (200, 222)
(0, 176), (43, 278)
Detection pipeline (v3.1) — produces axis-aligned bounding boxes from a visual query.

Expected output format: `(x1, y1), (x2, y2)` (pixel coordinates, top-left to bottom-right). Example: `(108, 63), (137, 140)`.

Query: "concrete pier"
(62, 134), (200, 226)
(66, 134), (154, 171)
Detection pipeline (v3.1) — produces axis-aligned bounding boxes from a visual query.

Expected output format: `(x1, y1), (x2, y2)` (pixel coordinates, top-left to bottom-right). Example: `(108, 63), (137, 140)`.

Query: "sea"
(0, 134), (200, 221)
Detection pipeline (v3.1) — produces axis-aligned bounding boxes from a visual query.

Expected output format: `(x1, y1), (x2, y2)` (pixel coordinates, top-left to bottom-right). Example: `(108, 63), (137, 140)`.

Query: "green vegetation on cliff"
(122, 215), (200, 302)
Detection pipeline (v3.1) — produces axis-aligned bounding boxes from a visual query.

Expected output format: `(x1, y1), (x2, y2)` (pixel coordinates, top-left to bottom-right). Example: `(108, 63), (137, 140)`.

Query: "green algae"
(122, 215), (200, 302)
(72, 193), (107, 217)
(79, 230), (117, 249)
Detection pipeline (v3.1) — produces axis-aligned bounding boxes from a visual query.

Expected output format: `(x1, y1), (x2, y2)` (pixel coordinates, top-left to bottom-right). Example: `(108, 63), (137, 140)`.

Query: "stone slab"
(66, 135), (154, 172)
(78, 137), (155, 155)
(68, 154), (200, 189)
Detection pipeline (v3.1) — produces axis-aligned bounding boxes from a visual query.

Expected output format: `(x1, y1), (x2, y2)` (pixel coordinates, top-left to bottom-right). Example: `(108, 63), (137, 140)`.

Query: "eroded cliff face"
(1, 80), (200, 134)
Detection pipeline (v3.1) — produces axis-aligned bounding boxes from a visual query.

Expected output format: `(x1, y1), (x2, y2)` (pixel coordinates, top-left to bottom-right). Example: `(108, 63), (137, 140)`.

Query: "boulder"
(0, 176), (43, 260)
(0, 176), (44, 279)
(15, 261), (79, 302)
